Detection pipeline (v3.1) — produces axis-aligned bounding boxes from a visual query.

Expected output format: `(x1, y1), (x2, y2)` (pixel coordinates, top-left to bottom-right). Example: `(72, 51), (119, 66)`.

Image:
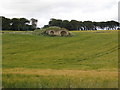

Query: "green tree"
(45, 18), (120, 31)
(49, 18), (63, 27)
(62, 20), (72, 30)
(70, 20), (80, 30)
(106, 21), (119, 30)
(11, 18), (30, 31)
(30, 18), (38, 30)
(83, 21), (94, 30)
(2, 16), (11, 30)
(19, 18), (30, 30)
(11, 18), (19, 30)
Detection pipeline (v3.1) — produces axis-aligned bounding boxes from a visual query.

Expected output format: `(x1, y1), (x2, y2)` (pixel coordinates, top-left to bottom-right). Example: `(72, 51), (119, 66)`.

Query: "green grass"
(3, 73), (118, 88)
(2, 30), (118, 88)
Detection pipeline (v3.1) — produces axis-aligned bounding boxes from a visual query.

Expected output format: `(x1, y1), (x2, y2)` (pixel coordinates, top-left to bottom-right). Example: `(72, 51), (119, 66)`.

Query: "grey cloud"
(0, 0), (119, 27)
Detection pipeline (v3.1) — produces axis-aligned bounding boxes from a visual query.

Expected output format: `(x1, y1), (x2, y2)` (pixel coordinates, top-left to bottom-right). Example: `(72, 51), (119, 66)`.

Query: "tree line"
(1, 17), (120, 31)
(1, 16), (38, 31)
(43, 18), (120, 30)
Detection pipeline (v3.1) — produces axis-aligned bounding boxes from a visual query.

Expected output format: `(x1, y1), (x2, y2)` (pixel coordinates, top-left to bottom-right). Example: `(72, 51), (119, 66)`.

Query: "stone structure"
(44, 29), (70, 36)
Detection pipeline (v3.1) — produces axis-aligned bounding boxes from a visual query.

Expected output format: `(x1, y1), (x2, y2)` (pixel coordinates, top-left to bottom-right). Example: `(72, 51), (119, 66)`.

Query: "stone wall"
(45, 30), (70, 36)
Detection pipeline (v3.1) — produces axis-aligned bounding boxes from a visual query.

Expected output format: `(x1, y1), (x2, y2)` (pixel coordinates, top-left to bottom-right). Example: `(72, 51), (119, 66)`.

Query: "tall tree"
(70, 20), (80, 30)
(11, 18), (30, 31)
(106, 21), (119, 30)
(11, 18), (20, 30)
(49, 18), (62, 27)
(19, 18), (30, 30)
(78, 21), (84, 30)
(2, 16), (11, 30)
(83, 21), (94, 30)
(31, 18), (38, 30)
(62, 20), (72, 30)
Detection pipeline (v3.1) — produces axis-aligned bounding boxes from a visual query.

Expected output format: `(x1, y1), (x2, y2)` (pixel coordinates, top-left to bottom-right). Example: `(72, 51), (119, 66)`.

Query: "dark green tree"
(70, 20), (80, 30)
(44, 18), (119, 31)
(62, 20), (72, 30)
(11, 18), (30, 31)
(19, 18), (30, 30)
(49, 18), (63, 27)
(106, 21), (119, 30)
(30, 18), (38, 30)
(2, 16), (11, 30)
(11, 18), (19, 30)
(83, 21), (94, 30)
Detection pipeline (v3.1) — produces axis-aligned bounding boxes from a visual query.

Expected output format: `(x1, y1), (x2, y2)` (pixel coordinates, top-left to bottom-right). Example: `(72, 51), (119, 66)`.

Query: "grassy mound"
(33, 26), (70, 36)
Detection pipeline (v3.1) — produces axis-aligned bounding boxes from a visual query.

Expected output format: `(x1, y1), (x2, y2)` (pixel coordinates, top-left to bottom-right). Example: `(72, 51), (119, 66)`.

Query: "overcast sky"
(0, 0), (119, 28)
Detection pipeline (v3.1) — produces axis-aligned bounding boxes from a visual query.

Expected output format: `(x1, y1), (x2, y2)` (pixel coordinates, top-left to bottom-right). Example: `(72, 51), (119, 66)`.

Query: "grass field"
(2, 30), (118, 88)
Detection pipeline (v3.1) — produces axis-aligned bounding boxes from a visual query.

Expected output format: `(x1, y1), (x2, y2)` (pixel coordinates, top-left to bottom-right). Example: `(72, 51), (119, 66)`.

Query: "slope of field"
(2, 30), (118, 88)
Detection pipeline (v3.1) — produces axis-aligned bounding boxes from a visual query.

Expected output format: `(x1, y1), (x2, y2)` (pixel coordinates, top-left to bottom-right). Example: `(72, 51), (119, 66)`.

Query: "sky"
(0, 0), (119, 28)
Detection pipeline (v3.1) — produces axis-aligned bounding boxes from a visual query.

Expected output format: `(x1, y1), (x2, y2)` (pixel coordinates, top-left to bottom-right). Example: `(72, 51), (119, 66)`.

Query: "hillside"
(2, 30), (118, 88)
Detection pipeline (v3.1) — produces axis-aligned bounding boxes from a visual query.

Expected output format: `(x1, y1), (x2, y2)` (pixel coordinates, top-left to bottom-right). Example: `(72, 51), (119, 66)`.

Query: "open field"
(2, 30), (118, 88)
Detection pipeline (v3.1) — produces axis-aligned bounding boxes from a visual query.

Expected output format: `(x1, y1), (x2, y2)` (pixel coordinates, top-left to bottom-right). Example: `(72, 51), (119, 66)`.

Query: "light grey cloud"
(118, 1), (120, 23)
(0, 0), (119, 27)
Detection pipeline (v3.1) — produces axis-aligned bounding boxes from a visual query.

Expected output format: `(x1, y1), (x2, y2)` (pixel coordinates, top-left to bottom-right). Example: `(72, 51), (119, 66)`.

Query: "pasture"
(2, 30), (118, 88)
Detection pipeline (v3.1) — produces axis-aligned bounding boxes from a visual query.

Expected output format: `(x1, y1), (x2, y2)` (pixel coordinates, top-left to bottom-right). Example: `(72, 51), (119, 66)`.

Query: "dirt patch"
(3, 68), (118, 78)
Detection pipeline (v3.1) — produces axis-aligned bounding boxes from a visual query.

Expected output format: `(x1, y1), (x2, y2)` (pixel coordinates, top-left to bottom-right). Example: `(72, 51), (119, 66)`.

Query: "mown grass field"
(2, 30), (118, 88)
